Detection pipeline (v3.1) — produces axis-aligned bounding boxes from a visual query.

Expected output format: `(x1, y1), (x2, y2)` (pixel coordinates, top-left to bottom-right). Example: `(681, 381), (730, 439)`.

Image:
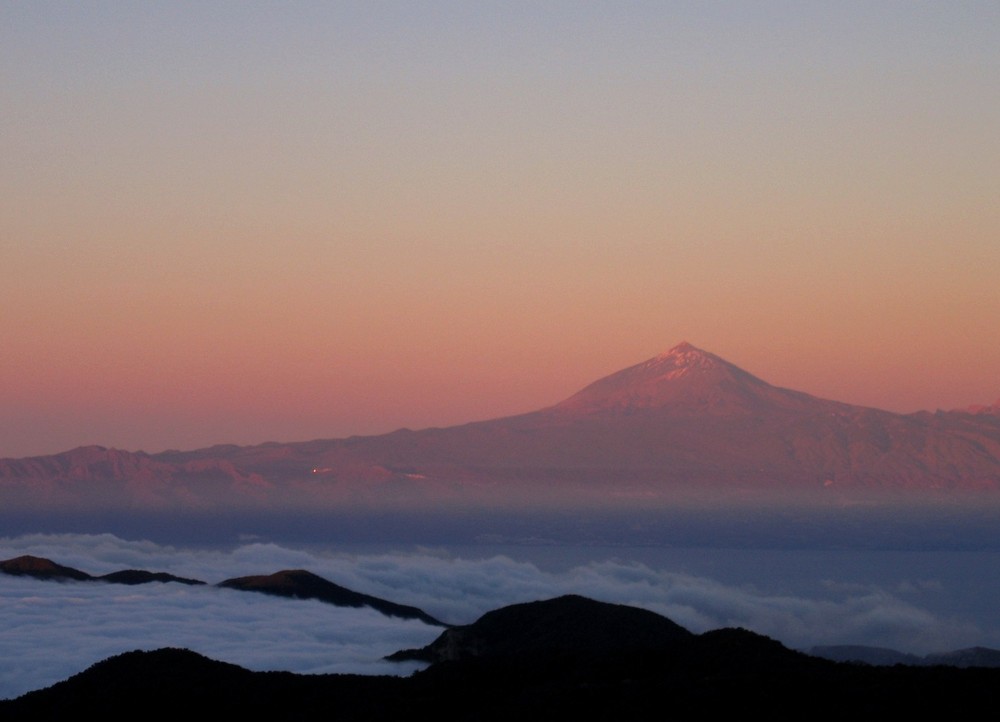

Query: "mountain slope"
(2, 342), (999, 509)
(810, 644), (1000, 668)
(0, 555), (92, 581)
(0, 555), (442, 625)
(388, 594), (692, 663)
(218, 569), (446, 626)
(549, 341), (834, 417)
(6, 596), (1000, 720)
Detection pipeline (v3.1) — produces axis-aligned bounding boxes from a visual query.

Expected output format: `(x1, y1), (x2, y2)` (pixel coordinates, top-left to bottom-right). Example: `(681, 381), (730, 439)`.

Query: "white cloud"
(0, 571), (433, 700)
(0, 533), (994, 700)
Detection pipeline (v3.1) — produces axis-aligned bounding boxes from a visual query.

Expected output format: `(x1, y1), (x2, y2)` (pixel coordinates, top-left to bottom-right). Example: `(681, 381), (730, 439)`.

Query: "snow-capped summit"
(3, 343), (999, 503)
(655, 340), (708, 360)
(551, 342), (821, 417)
(647, 341), (721, 373)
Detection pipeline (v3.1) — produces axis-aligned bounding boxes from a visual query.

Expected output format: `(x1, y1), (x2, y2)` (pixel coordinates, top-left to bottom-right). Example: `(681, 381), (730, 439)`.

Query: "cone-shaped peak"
(553, 343), (824, 417)
(610, 342), (743, 387)
(650, 342), (724, 372)
(661, 340), (698, 355)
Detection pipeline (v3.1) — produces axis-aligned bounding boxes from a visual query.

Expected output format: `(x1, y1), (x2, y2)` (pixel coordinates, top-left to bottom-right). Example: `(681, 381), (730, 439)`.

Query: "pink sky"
(2, 3), (998, 457)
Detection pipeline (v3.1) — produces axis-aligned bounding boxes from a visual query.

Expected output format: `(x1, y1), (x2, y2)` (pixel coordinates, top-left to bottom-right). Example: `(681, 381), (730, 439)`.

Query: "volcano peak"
(650, 341), (721, 373)
(551, 343), (822, 417)
(660, 340), (698, 355)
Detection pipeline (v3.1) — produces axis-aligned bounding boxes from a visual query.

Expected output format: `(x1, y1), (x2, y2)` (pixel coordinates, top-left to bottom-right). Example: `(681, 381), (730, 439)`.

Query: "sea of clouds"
(1, 533), (995, 700)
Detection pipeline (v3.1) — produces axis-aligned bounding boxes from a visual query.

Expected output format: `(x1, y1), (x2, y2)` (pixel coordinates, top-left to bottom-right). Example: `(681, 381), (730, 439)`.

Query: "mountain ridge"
(218, 569), (446, 626)
(0, 554), (443, 625)
(547, 341), (839, 418)
(2, 342), (999, 508)
(4, 594), (1000, 719)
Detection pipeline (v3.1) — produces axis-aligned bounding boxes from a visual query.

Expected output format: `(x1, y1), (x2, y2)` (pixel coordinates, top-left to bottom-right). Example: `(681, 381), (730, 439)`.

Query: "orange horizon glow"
(2, 4), (998, 458)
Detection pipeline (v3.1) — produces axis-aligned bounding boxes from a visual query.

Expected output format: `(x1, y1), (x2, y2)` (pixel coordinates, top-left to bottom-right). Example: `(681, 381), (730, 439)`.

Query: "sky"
(3, 532), (998, 698)
(3, 2), (999, 458)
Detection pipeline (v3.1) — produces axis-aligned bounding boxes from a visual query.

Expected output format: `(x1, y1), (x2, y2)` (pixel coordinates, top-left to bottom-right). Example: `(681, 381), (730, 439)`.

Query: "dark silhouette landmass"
(3, 594), (999, 720)
(218, 569), (446, 626)
(0, 555), (201, 586)
(811, 644), (1000, 668)
(0, 555), (443, 625)
(0, 555), (92, 581)
(388, 594), (687, 662)
(97, 569), (205, 586)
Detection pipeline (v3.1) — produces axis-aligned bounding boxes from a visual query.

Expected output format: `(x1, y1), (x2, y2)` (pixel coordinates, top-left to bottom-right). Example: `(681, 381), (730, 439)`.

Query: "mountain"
(0, 555), (204, 586)
(550, 342), (829, 417)
(97, 570), (205, 586)
(810, 644), (1000, 668)
(926, 646), (1000, 667)
(0, 555), (92, 581)
(5, 595), (1000, 720)
(388, 594), (690, 663)
(0, 444), (271, 510)
(0, 555), (443, 625)
(218, 569), (446, 626)
(2, 342), (1000, 511)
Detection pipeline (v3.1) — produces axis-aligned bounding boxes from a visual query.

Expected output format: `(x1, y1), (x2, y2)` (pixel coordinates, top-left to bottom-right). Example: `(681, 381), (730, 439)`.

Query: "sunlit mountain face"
(2, 346), (1000, 701)
(2, 342), (1000, 520)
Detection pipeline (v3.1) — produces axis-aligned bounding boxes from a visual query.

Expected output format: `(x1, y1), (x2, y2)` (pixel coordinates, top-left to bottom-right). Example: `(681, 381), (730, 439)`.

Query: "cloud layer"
(1, 533), (995, 700)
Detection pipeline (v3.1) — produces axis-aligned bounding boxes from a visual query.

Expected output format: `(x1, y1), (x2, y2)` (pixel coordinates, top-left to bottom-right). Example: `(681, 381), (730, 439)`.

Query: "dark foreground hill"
(3, 595), (999, 721)
(388, 594), (689, 662)
(810, 643), (1000, 668)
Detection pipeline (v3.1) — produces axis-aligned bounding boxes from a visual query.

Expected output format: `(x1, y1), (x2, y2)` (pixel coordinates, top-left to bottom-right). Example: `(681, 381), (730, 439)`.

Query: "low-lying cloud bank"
(1, 533), (994, 700)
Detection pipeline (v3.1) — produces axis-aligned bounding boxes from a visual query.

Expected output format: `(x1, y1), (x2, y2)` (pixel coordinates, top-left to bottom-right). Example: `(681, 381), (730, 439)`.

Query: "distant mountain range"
(808, 644), (1000, 668)
(218, 569), (445, 626)
(3, 342), (999, 511)
(0, 554), (444, 625)
(3, 593), (999, 719)
(6, 553), (998, 672)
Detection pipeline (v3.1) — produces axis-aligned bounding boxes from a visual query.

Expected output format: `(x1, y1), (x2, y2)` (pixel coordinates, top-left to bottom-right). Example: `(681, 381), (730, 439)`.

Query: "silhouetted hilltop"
(218, 569), (446, 626)
(926, 646), (1000, 668)
(388, 594), (690, 662)
(812, 644), (1000, 668)
(5, 595), (1000, 720)
(0, 555), (198, 585)
(1, 648), (404, 720)
(97, 569), (205, 586)
(1, 555), (444, 626)
(0, 555), (91, 581)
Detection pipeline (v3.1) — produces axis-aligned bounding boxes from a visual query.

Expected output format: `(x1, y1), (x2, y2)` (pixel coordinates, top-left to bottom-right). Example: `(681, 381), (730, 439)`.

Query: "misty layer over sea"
(3, 525), (1000, 700)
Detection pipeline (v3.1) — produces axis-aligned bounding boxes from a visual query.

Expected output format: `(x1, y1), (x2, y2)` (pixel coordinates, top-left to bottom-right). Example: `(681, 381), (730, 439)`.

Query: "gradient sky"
(3, 2), (999, 458)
